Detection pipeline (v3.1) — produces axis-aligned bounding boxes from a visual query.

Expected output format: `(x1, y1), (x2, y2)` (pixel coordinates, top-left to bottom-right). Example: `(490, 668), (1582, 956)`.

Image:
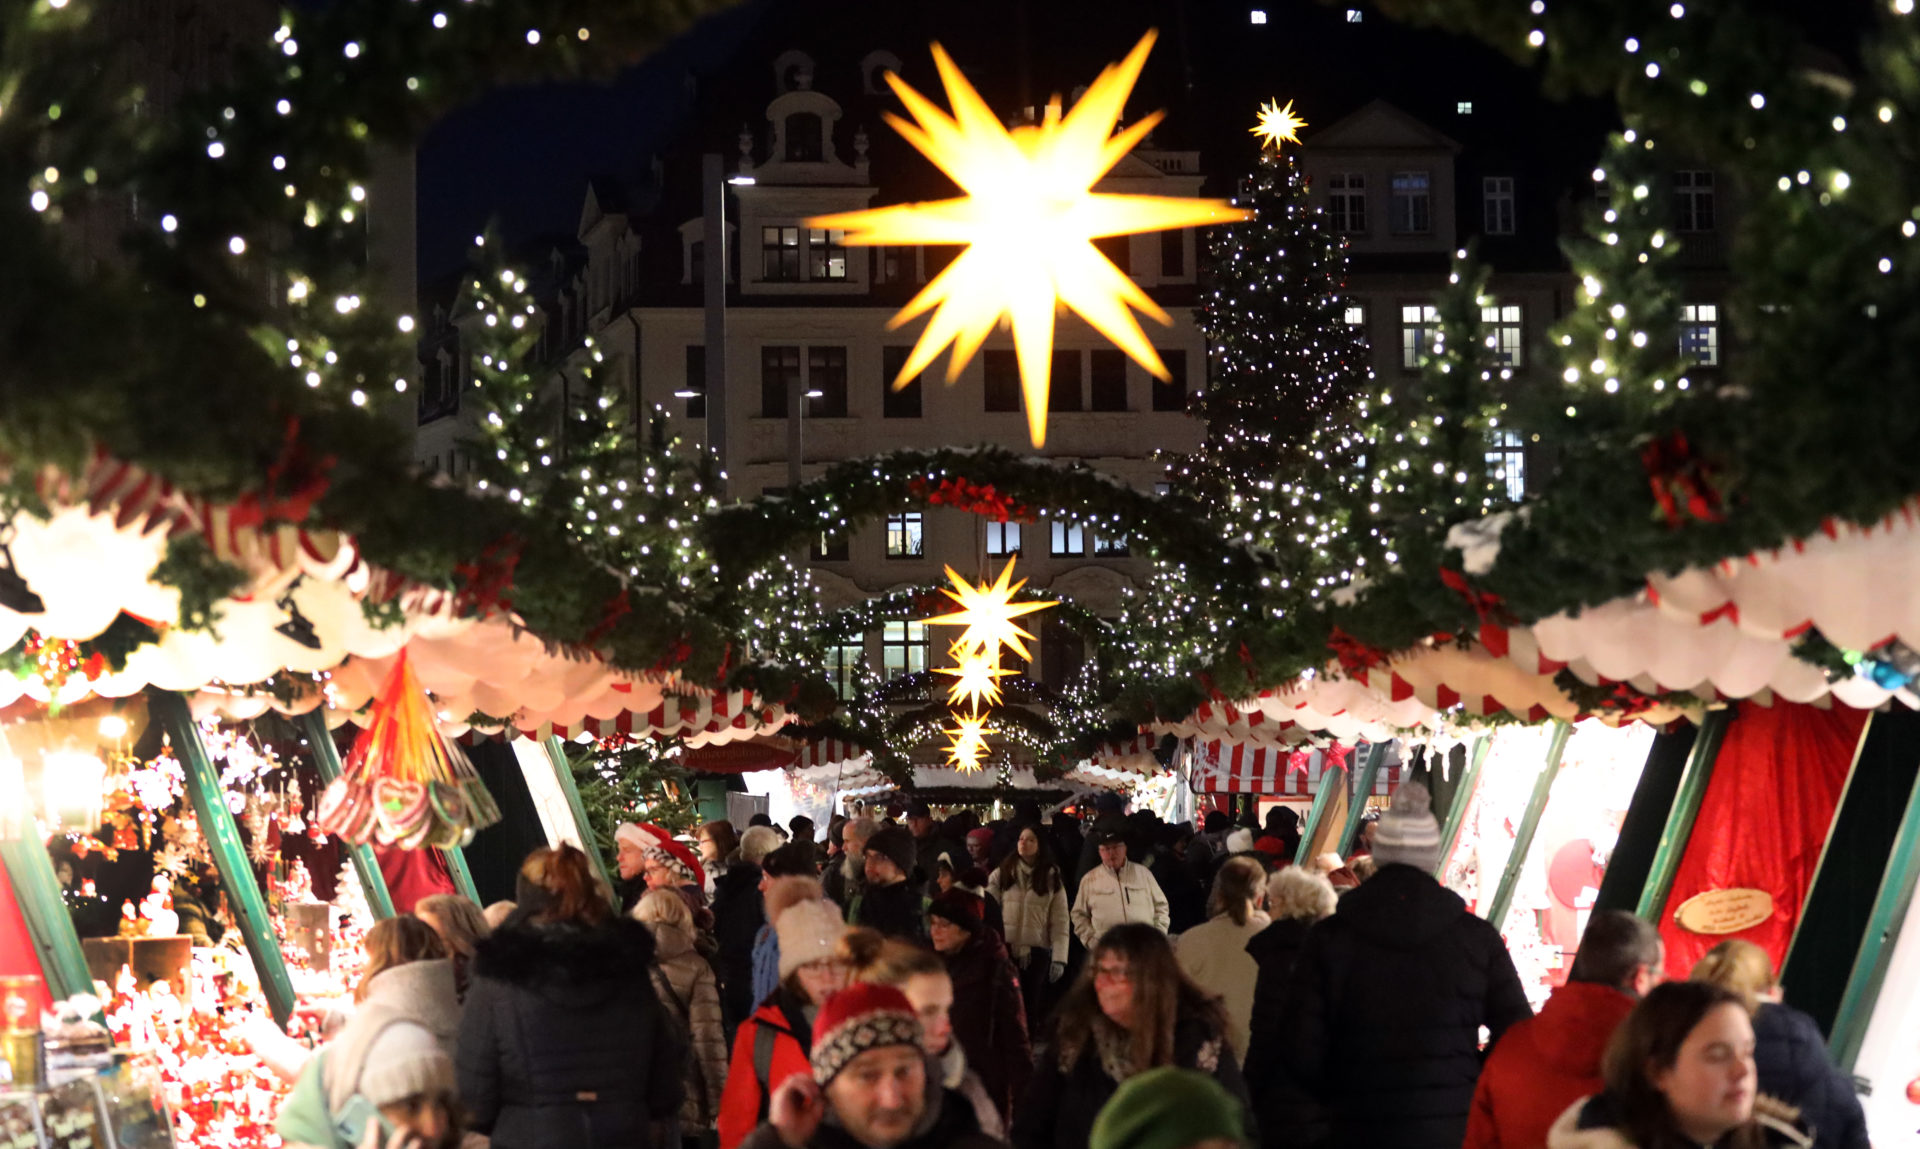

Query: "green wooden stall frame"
(1294, 763), (1349, 866)
(1486, 720), (1574, 928)
(1828, 748), (1920, 1069)
(1434, 735), (1493, 879)
(1635, 707), (1732, 923)
(297, 711), (396, 921)
(1337, 742), (1388, 857)
(542, 736), (617, 897)
(151, 691), (296, 1027)
(440, 842), (481, 905)
(0, 837), (95, 1003)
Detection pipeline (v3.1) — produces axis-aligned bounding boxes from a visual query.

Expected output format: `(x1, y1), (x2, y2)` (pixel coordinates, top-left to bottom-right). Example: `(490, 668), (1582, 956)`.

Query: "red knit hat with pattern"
(810, 983), (924, 1085)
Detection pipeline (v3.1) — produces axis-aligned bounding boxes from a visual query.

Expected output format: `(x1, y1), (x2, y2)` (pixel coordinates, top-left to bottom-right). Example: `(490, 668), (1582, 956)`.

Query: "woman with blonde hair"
(635, 888), (728, 1149)
(1690, 941), (1866, 1149)
(276, 915), (462, 1149)
(1012, 923), (1253, 1149)
(1172, 856), (1270, 1060)
(839, 927), (1005, 1138)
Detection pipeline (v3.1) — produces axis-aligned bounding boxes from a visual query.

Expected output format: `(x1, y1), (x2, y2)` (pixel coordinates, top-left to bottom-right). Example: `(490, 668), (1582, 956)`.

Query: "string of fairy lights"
(6, 0), (1920, 740)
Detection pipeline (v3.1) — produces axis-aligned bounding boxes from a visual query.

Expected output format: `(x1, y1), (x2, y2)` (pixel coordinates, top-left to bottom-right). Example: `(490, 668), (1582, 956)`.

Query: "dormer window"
(785, 112), (824, 162)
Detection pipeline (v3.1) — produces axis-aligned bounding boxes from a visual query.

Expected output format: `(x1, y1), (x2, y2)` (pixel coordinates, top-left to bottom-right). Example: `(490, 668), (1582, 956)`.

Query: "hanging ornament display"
(809, 31), (1247, 446)
(315, 651), (501, 848)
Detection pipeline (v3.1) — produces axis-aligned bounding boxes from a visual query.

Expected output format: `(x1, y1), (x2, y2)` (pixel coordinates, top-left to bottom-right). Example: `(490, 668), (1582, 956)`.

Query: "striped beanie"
(1371, 781), (1443, 872)
(810, 983), (924, 1085)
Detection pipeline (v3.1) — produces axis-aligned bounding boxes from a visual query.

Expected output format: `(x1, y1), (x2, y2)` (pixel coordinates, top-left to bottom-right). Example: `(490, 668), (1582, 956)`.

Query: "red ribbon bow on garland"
(1640, 431), (1724, 527)
(230, 417), (336, 529)
(1322, 740), (1354, 771)
(907, 476), (1034, 523)
(452, 536), (522, 616)
(1326, 625), (1390, 675)
(582, 589), (632, 647)
(1439, 567), (1512, 658)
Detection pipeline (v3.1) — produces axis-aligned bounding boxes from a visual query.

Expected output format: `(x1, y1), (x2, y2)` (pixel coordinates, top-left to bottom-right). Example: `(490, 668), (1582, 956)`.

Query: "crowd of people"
(271, 782), (1868, 1149)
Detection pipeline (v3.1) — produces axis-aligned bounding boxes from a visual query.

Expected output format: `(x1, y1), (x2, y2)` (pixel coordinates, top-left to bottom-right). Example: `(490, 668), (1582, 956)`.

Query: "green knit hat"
(1090, 1068), (1247, 1149)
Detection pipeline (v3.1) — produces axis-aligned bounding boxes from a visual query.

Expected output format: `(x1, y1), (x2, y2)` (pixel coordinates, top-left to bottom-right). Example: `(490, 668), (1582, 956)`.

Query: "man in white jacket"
(1070, 826), (1170, 948)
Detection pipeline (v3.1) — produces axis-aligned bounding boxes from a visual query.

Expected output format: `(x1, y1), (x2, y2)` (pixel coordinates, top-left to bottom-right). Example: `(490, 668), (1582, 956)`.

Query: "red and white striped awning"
(1190, 740), (1403, 795)
(518, 689), (787, 747)
(795, 738), (867, 770)
(1090, 732), (1160, 774)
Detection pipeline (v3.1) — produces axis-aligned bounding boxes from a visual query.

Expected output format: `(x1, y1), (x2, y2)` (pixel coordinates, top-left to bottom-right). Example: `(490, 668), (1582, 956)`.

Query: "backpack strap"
(752, 1020), (781, 1124)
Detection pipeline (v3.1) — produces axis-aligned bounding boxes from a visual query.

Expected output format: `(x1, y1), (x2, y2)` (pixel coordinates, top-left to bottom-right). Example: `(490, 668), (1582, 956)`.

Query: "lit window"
(761, 226), (801, 281)
(1093, 532), (1130, 557)
(1457, 101), (1473, 115)
(1680, 303), (1720, 366)
(1328, 173), (1367, 234)
(1486, 429), (1527, 501)
(1481, 303), (1523, 366)
(1400, 304), (1440, 370)
(828, 643), (865, 700)
(1483, 176), (1515, 235)
(1344, 303), (1367, 327)
(886, 512), (924, 558)
(1050, 521), (1086, 557)
(1390, 171), (1431, 235)
(1346, 8), (1363, 21)
(808, 228), (849, 280)
(986, 521), (1021, 557)
(1673, 171), (1715, 233)
(881, 621), (929, 680)
(1250, 9), (1268, 23)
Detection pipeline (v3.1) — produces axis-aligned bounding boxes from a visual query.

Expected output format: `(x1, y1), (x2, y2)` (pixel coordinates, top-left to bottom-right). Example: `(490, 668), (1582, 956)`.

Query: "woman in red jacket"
(715, 897), (848, 1149)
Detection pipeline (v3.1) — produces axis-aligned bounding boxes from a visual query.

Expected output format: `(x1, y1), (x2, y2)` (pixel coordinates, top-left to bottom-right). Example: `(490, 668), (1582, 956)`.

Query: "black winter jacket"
(944, 929), (1031, 1124)
(458, 917), (686, 1149)
(1011, 1011), (1254, 1149)
(1751, 1003), (1868, 1149)
(712, 861), (765, 1031)
(1242, 917), (1327, 1149)
(855, 880), (927, 945)
(1279, 863), (1531, 1149)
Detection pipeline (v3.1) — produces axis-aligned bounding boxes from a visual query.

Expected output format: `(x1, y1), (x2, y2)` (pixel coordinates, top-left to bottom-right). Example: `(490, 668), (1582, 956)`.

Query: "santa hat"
(810, 983), (924, 1085)
(617, 822), (706, 888)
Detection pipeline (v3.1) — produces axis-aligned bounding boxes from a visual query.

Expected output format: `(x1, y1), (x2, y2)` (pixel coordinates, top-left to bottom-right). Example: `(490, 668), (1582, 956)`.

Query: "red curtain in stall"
(1658, 700), (1865, 980)
(0, 862), (51, 1012)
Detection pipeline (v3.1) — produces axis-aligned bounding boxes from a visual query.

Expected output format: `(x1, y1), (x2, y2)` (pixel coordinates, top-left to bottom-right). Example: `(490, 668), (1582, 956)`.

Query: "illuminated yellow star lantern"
(936, 642), (1013, 710)
(944, 710), (994, 773)
(1252, 99), (1306, 151)
(926, 557), (1055, 664)
(807, 32), (1248, 447)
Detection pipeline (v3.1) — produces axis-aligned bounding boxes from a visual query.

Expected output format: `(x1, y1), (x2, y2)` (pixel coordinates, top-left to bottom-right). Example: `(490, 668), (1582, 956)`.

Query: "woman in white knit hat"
(716, 881), (849, 1149)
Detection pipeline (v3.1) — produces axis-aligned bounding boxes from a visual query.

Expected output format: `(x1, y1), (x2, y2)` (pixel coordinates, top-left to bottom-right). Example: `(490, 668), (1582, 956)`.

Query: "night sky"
(413, 0), (1877, 284)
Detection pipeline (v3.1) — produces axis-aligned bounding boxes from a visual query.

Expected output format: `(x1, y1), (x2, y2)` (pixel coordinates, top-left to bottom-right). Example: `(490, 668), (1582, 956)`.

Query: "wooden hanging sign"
(1674, 888), (1774, 935)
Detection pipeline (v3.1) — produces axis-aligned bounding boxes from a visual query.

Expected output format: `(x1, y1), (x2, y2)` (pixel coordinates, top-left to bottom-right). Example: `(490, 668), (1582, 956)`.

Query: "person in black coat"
(1243, 868), (1339, 1149)
(713, 854), (767, 1032)
(1751, 1003), (1869, 1149)
(854, 826), (928, 944)
(1279, 783), (1531, 1149)
(1013, 924), (1254, 1149)
(457, 845), (686, 1149)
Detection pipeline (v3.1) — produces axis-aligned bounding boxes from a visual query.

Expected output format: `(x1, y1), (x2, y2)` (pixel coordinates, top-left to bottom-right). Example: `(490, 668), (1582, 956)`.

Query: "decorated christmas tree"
(1171, 120), (1374, 584)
